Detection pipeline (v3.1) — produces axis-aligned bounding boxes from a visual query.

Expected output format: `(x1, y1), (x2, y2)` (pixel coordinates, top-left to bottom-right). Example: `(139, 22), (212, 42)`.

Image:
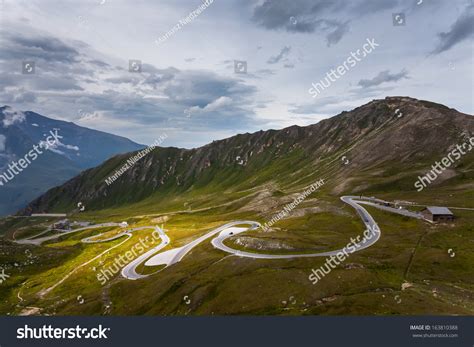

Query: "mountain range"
(0, 106), (144, 216)
(21, 97), (474, 216)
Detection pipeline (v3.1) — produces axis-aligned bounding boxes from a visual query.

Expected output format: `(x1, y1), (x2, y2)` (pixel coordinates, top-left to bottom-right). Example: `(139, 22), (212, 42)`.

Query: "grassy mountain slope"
(22, 97), (474, 215)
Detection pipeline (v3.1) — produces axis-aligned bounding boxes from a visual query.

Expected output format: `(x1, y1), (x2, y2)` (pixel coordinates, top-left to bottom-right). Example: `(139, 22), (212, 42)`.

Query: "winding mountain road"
(16, 223), (120, 245)
(121, 226), (169, 280)
(142, 196), (381, 273)
(210, 196), (380, 259)
(144, 221), (260, 268)
(20, 195), (406, 292)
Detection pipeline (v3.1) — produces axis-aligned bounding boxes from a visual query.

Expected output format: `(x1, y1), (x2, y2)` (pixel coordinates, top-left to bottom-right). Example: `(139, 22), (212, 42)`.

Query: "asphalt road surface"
(210, 196), (381, 259)
(24, 195), (423, 288)
(121, 226), (170, 280)
(15, 223), (120, 245)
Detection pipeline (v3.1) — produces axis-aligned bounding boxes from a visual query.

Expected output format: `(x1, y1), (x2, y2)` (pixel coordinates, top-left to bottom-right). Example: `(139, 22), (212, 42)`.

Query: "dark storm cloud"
(431, 4), (474, 54)
(0, 25), (261, 138)
(26, 75), (84, 91)
(88, 59), (111, 68)
(252, 0), (340, 31)
(0, 32), (80, 63)
(163, 70), (256, 107)
(325, 20), (350, 47)
(141, 66), (179, 88)
(351, 0), (398, 14)
(1, 88), (37, 104)
(0, 29), (92, 92)
(358, 70), (409, 88)
(267, 46), (291, 64)
(251, 0), (397, 46)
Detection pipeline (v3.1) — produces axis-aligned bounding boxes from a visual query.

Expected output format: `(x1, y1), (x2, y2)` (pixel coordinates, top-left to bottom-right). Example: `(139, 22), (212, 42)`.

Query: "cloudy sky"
(0, 0), (473, 148)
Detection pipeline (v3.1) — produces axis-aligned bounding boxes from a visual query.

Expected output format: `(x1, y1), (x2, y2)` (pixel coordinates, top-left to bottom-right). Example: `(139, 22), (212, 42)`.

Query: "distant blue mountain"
(0, 106), (144, 216)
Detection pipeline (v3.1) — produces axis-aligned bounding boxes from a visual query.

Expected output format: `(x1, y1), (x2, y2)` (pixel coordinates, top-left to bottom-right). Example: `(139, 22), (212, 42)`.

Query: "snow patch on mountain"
(2, 107), (26, 127)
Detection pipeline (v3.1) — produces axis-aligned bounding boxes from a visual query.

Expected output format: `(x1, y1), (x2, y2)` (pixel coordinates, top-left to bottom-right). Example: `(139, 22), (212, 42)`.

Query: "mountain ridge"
(20, 96), (474, 215)
(0, 106), (145, 216)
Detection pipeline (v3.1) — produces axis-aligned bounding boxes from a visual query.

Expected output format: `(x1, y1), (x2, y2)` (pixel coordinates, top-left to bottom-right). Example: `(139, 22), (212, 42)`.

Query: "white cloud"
(185, 96), (233, 116)
(2, 107), (26, 128)
(38, 138), (80, 157)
